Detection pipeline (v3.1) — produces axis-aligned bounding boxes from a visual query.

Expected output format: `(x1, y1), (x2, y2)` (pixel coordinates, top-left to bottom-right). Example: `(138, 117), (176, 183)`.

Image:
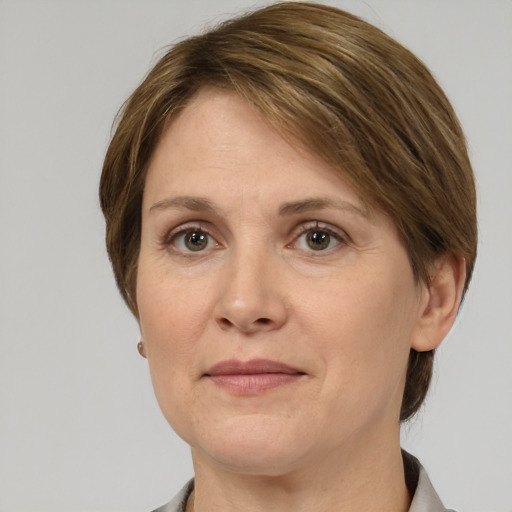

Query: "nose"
(213, 249), (288, 334)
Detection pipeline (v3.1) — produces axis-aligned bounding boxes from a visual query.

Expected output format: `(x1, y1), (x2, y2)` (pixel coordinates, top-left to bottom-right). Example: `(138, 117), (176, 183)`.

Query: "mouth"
(204, 359), (306, 395)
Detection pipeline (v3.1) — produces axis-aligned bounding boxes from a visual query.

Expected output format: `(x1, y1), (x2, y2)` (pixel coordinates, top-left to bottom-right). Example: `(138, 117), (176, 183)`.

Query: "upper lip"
(205, 359), (304, 376)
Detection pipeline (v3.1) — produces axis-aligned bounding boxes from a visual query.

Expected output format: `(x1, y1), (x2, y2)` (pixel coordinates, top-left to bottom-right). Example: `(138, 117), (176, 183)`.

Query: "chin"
(195, 444), (308, 477)
(187, 415), (316, 477)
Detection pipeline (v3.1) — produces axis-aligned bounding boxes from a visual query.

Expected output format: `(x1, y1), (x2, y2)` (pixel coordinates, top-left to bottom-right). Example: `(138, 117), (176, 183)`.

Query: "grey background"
(0, 1), (511, 511)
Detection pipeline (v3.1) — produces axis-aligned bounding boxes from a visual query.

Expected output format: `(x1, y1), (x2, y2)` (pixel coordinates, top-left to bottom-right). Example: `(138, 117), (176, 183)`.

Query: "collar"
(153, 452), (451, 512)
(404, 451), (453, 512)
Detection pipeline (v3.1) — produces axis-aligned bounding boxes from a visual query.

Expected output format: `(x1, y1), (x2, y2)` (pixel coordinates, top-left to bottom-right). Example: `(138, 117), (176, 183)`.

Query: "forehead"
(153, 87), (308, 169)
(144, 87), (369, 211)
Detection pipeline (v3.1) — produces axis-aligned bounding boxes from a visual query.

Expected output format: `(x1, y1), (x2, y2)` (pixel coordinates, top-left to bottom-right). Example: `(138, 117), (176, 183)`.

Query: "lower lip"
(207, 373), (303, 395)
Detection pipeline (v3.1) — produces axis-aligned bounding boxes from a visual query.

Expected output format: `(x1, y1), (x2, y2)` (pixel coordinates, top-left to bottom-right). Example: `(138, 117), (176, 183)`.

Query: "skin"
(137, 87), (465, 512)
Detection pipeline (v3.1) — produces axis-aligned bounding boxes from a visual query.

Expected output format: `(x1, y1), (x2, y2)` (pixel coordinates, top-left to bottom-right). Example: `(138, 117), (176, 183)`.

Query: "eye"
(170, 228), (216, 253)
(304, 230), (333, 251)
(292, 224), (345, 252)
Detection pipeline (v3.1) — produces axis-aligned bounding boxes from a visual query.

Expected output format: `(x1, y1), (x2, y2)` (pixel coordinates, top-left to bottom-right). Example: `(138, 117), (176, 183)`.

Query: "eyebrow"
(149, 195), (371, 221)
(149, 196), (216, 214)
(278, 197), (371, 220)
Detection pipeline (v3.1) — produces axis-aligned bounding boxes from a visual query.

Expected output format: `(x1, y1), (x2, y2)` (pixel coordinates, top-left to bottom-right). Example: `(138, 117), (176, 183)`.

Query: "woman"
(100, 2), (477, 511)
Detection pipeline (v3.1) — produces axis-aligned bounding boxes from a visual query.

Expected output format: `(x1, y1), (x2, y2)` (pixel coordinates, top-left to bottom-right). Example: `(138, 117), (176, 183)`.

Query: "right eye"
(171, 228), (216, 253)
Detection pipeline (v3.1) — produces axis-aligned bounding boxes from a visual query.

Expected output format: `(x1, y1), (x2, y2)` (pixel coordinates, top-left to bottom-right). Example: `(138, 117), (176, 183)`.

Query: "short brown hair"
(100, 2), (477, 421)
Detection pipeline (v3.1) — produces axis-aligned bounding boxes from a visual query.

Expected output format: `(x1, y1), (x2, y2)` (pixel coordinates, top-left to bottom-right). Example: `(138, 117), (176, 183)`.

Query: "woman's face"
(137, 87), (427, 476)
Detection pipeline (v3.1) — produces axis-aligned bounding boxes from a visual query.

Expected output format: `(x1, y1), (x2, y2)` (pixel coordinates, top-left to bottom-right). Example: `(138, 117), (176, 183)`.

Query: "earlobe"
(411, 255), (467, 352)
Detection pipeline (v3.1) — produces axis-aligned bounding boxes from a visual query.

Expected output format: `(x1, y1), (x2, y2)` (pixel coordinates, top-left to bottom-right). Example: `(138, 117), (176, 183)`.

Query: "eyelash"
(289, 221), (350, 253)
(162, 221), (349, 256)
(162, 222), (220, 256)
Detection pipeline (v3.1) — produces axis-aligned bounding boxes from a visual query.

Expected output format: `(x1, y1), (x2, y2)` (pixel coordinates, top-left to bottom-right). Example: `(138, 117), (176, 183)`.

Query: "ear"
(411, 254), (467, 352)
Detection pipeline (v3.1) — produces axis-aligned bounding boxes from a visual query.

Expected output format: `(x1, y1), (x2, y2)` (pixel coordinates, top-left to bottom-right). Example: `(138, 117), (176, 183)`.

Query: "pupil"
(185, 231), (207, 251)
(307, 230), (330, 250)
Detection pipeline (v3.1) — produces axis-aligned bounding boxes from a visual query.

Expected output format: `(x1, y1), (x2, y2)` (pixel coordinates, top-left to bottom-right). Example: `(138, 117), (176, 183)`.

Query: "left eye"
(173, 229), (214, 252)
(295, 228), (341, 251)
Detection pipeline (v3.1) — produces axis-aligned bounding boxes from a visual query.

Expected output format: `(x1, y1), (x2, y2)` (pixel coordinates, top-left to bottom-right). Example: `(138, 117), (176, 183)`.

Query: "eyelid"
(288, 221), (351, 249)
(162, 221), (220, 253)
(159, 219), (350, 254)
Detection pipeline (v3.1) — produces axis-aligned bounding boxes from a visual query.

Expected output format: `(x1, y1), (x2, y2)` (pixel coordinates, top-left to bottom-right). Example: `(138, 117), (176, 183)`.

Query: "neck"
(188, 433), (410, 512)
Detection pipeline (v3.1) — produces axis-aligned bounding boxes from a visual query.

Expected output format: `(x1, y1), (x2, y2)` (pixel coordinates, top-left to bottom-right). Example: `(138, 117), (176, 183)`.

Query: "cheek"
(137, 267), (214, 354)
(136, 270), (205, 392)
(136, 270), (213, 437)
(301, 271), (418, 411)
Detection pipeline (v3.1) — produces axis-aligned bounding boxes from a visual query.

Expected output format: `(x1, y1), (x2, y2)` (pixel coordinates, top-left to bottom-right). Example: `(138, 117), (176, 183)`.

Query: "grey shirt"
(153, 452), (455, 512)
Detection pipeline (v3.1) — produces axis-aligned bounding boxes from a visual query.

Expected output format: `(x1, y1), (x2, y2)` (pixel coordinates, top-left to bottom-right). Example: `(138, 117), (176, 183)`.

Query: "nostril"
(216, 315), (277, 332)
(219, 318), (233, 328)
